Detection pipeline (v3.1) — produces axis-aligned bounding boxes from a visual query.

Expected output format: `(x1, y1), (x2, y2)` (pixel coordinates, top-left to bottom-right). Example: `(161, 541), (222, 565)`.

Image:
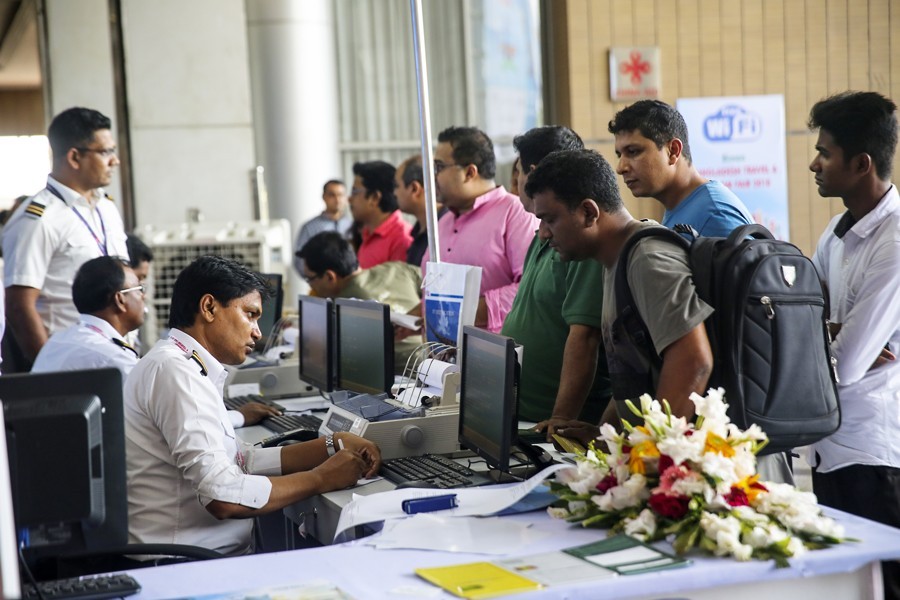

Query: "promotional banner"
(676, 95), (790, 240)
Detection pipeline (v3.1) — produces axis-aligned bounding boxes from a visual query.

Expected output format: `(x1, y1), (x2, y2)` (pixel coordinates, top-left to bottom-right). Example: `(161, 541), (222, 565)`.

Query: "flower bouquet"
(547, 389), (848, 566)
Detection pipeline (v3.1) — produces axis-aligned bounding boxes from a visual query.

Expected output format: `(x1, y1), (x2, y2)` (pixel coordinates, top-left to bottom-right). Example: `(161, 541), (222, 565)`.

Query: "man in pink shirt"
(349, 160), (413, 269)
(421, 126), (538, 332)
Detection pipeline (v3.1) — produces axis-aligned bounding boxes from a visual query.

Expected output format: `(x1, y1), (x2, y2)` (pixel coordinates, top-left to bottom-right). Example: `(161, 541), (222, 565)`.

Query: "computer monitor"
(0, 407), (22, 599)
(458, 326), (519, 473)
(335, 298), (393, 395)
(256, 272), (284, 350)
(298, 295), (334, 393)
(0, 368), (127, 562)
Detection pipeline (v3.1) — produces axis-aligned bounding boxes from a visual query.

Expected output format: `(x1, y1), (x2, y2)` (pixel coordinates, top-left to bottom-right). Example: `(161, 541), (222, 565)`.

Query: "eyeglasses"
(350, 187), (368, 197)
(302, 272), (324, 284)
(119, 284), (145, 295)
(433, 160), (464, 175)
(77, 147), (118, 158)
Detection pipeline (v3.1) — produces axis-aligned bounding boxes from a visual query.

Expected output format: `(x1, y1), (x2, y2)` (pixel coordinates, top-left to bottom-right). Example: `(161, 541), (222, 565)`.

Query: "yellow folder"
(415, 561), (542, 599)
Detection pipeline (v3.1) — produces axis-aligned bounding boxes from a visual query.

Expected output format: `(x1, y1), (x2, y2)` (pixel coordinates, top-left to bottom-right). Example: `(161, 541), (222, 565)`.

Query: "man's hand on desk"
(534, 416), (577, 443)
(553, 420), (601, 449)
(236, 402), (282, 426)
(311, 450), (371, 492)
(335, 432), (382, 479)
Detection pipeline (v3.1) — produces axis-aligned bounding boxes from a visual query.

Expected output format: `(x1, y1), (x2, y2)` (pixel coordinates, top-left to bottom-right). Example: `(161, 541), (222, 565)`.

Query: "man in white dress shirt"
(32, 256), (145, 377)
(124, 256), (381, 555)
(3, 107), (129, 369)
(808, 91), (900, 599)
(33, 255), (281, 430)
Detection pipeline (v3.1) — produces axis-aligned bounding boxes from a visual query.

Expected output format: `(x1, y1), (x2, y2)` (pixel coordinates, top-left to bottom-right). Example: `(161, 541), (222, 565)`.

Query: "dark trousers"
(812, 462), (900, 600)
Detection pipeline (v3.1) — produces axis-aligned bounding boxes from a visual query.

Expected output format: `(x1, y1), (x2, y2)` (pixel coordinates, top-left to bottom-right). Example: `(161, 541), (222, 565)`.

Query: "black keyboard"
(23, 573), (141, 600)
(381, 454), (492, 489)
(260, 413), (322, 434)
(223, 394), (286, 412)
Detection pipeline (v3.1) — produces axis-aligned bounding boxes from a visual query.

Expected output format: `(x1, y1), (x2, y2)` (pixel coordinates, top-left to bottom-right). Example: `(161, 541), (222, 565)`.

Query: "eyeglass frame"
(301, 271), (325, 284)
(119, 284), (145, 295)
(76, 146), (118, 158)
(433, 160), (465, 175)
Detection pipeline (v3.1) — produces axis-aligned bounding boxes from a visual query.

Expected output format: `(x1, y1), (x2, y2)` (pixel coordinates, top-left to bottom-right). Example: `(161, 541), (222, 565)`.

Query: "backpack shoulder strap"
(614, 226), (691, 368)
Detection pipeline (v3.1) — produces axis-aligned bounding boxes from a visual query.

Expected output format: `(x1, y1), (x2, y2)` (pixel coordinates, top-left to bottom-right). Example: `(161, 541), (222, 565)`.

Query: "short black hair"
(808, 91), (898, 180)
(525, 149), (623, 214)
(513, 126), (584, 172)
(322, 179), (345, 194)
(72, 256), (128, 314)
(167, 256), (273, 329)
(48, 107), (113, 160)
(400, 155), (423, 187)
(353, 161), (398, 213)
(297, 231), (359, 277)
(437, 126), (497, 179)
(608, 100), (693, 162)
(126, 233), (153, 267)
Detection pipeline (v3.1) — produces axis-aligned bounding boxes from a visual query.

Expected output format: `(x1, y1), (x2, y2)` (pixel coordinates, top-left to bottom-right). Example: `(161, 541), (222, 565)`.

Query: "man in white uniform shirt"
(3, 107), (129, 369)
(124, 256), (380, 555)
(33, 256), (279, 429)
(808, 91), (900, 599)
(32, 256), (145, 377)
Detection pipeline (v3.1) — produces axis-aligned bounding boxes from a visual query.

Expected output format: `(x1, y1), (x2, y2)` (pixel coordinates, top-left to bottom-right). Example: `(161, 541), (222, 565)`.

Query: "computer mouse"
(394, 480), (439, 489)
(262, 428), (319, 448)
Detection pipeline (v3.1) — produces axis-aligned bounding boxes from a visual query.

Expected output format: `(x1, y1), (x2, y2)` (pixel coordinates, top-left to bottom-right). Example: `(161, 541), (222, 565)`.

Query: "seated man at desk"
(31, 255), (146, 377)
(124, 255), (381, 555)
(297, 231), (423, 371)
(32, 255), (279, 428)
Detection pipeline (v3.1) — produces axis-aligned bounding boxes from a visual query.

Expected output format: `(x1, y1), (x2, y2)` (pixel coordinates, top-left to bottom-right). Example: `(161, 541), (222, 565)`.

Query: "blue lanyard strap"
(46, 184), (109, 256)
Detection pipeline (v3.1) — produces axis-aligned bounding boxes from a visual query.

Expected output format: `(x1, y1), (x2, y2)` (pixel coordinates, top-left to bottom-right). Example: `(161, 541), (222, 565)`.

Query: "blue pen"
(401, 493), (458, 514)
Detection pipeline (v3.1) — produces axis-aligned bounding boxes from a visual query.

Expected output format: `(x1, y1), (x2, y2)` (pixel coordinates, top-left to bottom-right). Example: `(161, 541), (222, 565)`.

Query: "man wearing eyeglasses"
(2, 107), (130, 370)
(32, 256), (145, 377)
(420, 126), (538, 333)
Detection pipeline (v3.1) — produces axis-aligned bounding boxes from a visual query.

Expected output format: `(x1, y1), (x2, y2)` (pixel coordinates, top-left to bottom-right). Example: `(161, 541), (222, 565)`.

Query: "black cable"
(18, 543), (47, 600)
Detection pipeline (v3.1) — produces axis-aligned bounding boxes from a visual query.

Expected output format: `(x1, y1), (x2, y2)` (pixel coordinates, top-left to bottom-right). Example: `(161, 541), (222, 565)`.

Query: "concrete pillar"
(245, 0), (342, 298)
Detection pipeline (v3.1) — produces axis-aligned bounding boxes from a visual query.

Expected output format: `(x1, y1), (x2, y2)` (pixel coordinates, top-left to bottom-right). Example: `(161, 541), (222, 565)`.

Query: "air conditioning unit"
(136, 219), (292, 343)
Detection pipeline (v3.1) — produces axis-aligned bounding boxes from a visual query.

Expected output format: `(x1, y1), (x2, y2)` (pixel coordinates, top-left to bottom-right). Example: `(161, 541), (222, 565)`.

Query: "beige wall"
(0, 90), (44, 136)
(548, 0), (900, 255)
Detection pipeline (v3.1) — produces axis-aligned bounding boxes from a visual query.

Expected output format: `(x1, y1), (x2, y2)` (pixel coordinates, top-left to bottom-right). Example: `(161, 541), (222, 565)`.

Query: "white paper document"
(368, 514), (549, 554)
(333, 463), (571, 542)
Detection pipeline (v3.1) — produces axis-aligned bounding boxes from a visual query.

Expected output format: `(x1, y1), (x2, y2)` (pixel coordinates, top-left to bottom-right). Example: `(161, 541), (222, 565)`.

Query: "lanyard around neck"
(46, 184), (108, 256)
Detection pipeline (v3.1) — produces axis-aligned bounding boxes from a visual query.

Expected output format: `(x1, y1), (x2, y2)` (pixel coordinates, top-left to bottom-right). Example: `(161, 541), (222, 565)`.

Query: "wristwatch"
(325, 434), (337, 457)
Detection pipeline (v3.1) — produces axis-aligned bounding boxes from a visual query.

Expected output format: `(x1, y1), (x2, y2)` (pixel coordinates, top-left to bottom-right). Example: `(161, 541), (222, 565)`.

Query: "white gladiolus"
(699, 453), (739, 490)
(546, 507), (571, 520)
(657, 433), (704, 465)
(623, 509), (658, 540)
(557, 461), (607, 496)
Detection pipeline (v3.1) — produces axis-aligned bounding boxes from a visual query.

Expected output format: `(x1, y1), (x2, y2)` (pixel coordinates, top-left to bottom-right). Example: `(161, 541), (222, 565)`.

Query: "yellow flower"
(704, 432), (736, 457)
(734, 474), (768, 503)
(628, 440), (659, 474)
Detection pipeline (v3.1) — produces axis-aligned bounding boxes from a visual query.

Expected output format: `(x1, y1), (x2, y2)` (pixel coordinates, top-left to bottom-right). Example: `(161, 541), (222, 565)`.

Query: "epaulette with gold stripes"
(189, 350), (208, 376)
(24, 201), (45, 218)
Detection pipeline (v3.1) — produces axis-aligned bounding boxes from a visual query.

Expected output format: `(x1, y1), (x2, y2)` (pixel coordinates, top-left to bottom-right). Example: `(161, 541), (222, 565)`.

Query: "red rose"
(724, 487), (750, 507)
(657, 454), (675, 473)
(648, 493), (690, 519)
(596, 474), (618, 494)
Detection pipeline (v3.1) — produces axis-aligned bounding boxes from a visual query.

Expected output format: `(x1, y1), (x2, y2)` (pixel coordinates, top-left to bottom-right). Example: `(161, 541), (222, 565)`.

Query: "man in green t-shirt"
(296, 231), (422, 373)
(501, 126), (612, 440)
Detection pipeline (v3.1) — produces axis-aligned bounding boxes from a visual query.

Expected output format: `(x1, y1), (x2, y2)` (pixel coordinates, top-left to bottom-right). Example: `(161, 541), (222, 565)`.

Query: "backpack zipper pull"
(760, 296), (775, 319)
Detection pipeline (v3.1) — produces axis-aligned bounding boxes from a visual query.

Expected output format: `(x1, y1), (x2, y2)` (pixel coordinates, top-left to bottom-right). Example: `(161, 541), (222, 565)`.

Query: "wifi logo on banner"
(703, 105), (763, 142)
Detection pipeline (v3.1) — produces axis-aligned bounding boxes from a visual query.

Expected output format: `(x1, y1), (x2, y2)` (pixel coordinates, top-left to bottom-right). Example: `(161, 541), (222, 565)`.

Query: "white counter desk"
(123, 506), (899, 600)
